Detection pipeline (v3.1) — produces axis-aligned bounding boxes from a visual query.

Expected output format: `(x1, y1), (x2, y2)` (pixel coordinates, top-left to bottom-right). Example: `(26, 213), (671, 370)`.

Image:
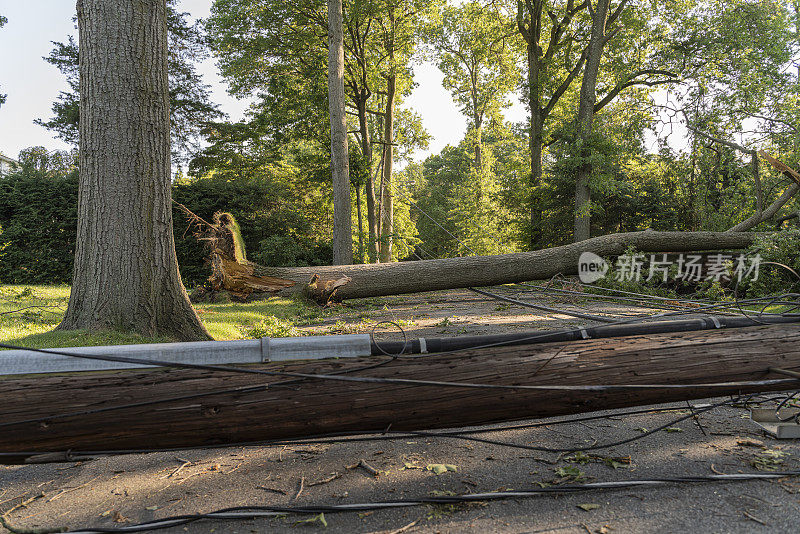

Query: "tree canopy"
(8, 0), (798, 294)
(38, 0), (222, 163)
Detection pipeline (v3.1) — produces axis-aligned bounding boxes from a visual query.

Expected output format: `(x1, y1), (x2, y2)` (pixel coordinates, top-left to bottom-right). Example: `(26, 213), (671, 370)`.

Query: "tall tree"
(343, 0), (382, 262)
(571, 0), (688, 241)
(516, 0), (590, 248)
(430, 2), (521, 170)
(60, 0), (210, 340)
(374, 0), (430, 262)
(207, 0), (378, 261)
(38, 1), (221, 163)
(572, 0), (611, 242)
(328, 0), (354, 264)
(206, 0), (430, 263)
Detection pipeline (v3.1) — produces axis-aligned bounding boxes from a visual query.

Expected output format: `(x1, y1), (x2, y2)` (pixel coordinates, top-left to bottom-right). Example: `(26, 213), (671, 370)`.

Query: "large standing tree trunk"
(356, 96), (379, 263)
(529, 41), (544, 249)
(574, 0), (612, 243)
(327, 0), (353, 265)
(59, 0), (209, 341)
(379, 72), (396, 263)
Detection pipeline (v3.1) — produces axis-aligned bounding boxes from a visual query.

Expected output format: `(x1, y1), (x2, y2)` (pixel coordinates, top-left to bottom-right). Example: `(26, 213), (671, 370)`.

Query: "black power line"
(53, 471), (800, 533)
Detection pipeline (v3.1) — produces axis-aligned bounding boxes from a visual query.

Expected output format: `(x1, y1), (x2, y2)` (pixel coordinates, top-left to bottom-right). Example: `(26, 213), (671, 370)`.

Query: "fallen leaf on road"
(426, 464), (457, 475)
(294, 513), (327, 528)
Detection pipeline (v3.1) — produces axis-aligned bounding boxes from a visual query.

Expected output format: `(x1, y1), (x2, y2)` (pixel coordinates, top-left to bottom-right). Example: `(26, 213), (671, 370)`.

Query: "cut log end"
(304, 273), (352, 305)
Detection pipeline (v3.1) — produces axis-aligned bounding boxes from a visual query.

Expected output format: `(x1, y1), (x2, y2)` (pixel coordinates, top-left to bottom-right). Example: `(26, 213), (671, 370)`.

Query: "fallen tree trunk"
(2, 324), (799, 463)
(728, 183), (800, 232)
(256, 231), (760, 300)
(729, 150), (800, 231)
(177, 148), (800, 302)
(683, 134), (800, 232)
(175, 206), (769, 302)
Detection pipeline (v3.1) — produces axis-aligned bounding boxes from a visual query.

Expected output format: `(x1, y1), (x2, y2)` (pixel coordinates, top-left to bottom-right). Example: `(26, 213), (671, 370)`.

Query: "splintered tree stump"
(176, 204), (296, 300)
(209, 254), (295, 297)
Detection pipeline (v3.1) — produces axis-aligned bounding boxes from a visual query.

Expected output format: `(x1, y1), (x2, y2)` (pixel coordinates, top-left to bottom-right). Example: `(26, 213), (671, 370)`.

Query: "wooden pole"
(2, 324), (799, 462)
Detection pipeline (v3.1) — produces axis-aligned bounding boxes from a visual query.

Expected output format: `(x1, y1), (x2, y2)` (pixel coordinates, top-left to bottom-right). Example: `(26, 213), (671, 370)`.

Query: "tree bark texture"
(3, 324), (798, 460)
(379, 72), (396, 263)
(526, 10), (544, 250)
(356, 97), (379, 263)
(574, 0), (612, 243)
(255, 230), (760, 301)
(327, 0), (353, 265)
(60, 0), (209, 341)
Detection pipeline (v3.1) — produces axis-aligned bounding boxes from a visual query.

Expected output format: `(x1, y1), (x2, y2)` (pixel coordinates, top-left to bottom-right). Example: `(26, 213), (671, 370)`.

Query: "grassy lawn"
(0, 284), (322, 349)
(2, 283), (792, 350)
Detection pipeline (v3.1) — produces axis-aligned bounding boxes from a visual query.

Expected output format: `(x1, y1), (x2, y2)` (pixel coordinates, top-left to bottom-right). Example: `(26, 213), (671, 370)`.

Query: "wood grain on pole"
(1, 324), (798, 460)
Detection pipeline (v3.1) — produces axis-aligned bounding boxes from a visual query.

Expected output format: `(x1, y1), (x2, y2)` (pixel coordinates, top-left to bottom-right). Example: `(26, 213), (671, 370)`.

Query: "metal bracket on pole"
(260, 334), (371, 362)
(260, 336), (271, 363)
(751, 408), (800, 439)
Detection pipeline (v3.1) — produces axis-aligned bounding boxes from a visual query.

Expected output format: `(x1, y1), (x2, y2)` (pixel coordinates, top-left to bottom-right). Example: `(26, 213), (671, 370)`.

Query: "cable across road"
(53, 471), (800, 533)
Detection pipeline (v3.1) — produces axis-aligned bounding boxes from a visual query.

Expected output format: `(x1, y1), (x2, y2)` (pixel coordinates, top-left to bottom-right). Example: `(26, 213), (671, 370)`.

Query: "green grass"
(0, 284), (319, 349)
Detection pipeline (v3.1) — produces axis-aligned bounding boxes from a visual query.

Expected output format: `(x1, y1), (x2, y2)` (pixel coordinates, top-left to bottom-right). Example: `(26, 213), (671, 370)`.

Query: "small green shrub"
(252, 234), (332, 267)
(740, 229), (800, 297)
(694, 278), (730, 301)
(245, 316), (301, 338)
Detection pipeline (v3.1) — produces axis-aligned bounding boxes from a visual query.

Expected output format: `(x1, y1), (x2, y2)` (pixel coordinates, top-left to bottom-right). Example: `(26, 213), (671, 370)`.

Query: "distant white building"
(0, 153), (18, 175)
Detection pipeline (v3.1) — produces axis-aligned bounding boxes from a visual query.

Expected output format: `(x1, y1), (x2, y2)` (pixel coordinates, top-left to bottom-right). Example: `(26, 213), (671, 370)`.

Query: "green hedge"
(0, 168), (79, 283)
(0, 165), (333, 286)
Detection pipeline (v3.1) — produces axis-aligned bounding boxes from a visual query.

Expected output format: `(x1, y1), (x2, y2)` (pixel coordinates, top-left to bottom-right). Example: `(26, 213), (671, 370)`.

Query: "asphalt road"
(2, 291), (800, 533)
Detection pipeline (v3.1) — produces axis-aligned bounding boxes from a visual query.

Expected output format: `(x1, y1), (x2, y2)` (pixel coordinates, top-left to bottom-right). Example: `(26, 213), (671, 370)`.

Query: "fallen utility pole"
(1, 324), (799, 463)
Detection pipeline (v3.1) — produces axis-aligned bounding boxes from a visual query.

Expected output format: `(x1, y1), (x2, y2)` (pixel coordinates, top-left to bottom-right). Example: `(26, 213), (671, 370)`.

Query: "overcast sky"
(0, 0), (530, 163)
